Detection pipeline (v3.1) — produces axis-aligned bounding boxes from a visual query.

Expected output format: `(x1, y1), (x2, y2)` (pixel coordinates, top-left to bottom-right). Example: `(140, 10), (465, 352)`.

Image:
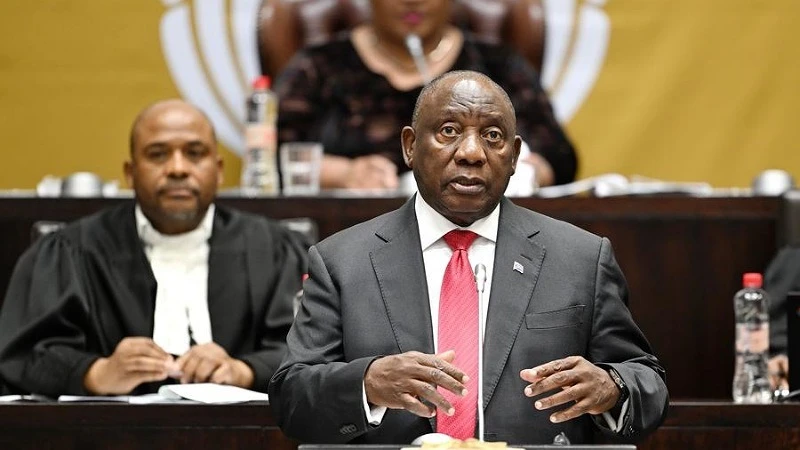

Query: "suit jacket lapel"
(207, 209), (250, 350)
(371, 198), (435, 356)
(483, 198), (545, 408)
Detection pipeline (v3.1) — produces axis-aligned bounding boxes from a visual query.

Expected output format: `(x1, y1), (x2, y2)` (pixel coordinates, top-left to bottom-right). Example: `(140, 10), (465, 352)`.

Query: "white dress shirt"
(136, 204), (215, 355)
(415, 194), (499, 349)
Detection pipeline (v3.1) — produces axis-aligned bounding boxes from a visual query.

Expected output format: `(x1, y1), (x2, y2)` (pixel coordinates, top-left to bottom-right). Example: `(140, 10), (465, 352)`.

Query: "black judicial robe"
(0, 202), (308, 396)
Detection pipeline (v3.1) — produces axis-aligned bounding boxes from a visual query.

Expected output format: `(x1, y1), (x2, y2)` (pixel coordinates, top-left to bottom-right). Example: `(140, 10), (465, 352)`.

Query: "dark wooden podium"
(0, 401), (798, 450)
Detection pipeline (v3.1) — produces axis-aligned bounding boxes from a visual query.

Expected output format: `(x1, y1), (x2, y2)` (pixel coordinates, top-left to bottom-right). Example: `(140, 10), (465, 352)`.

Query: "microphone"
(473, 263), (487, 441)
(404, 33), (432, 84)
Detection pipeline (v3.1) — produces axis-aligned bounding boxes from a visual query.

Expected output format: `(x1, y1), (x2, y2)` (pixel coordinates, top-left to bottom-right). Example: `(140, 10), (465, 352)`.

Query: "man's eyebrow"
(142, 142), (168, 151)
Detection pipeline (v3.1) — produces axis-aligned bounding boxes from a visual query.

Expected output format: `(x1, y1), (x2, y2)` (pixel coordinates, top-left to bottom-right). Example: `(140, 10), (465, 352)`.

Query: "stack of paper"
(54, 384), (269, 404)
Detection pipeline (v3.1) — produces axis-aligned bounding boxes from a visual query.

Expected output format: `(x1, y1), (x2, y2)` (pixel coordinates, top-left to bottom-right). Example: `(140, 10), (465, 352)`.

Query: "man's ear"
(123, 160), (134, 188)
(216, 154), (224, 187)
(401, 126), (416, 169)
(510, 135), (522, 175)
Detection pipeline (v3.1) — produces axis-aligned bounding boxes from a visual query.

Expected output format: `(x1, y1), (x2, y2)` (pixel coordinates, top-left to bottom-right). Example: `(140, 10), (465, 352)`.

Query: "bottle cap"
(742, 272), (763, 288)
(252, 75), (271, 90)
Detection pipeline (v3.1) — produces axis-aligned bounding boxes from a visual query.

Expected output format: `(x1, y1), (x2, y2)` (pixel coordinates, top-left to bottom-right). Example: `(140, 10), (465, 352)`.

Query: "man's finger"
(180, 354), (201, 384)
(117, 338), (170, 360)
(127, 356), (174, 374)
(210, 365), (231, 385)
(525, 368), (579, 397)
(436, 350), (456, 363)
(193, 359), (219, 383)
(548, 397), (592, 424)
(533, 384), (581, 411)
(521, 356), (581, 383)
(398, 392), (436, 418)
(425, 353), (468, 385)
(407, 379), (455, 415)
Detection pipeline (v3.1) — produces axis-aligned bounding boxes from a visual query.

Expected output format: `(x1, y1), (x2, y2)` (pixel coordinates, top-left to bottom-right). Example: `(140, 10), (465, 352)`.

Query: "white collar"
(135, 204), (215, 248)
(414, 194), (499, 251)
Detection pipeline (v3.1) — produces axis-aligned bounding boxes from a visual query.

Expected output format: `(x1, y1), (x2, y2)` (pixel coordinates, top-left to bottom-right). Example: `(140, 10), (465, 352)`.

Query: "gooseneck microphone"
(473, 263), (487, 441)
(404, 33), (432, 85)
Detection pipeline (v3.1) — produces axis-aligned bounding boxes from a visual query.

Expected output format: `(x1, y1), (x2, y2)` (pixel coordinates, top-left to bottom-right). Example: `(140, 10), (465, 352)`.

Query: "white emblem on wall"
(158, 0), (610, 155)
(542, 0), (611, 123)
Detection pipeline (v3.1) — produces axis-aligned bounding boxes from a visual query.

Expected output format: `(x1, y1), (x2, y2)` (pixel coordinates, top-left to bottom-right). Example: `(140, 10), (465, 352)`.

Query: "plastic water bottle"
(732, 272), (772, 403)
(241, 75), (279, 195)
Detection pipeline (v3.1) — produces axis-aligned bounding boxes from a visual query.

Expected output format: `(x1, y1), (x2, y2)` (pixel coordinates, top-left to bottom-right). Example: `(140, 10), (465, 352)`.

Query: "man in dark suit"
(269, 71), (667, 445)
(0, 100), (308, 396)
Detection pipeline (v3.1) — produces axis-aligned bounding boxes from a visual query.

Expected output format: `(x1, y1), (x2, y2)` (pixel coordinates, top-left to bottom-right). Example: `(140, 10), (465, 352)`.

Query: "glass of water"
(280, 142), (323, 196)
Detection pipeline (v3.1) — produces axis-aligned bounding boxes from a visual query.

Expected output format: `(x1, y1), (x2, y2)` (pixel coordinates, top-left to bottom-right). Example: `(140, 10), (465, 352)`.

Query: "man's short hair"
(128, 100), (217, 155)
(411, 70), (516, 129)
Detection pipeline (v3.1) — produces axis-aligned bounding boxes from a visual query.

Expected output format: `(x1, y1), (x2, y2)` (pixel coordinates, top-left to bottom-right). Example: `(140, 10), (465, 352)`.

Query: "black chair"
(779, 190), (800, 248)
(278, 217), (319, 244)
(258, 0), (547, 79)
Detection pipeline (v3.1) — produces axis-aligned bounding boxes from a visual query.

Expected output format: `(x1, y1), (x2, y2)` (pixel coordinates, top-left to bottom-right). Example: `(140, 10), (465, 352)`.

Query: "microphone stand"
(473, 264), (487, 441)
(404, 33), (432, 84)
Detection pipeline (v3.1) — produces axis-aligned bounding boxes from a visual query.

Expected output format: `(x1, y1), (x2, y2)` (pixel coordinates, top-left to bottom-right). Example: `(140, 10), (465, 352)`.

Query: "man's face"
(402, 78), (521, 226)
(124, 102), (222, 235)
(370, 0), (451, 43)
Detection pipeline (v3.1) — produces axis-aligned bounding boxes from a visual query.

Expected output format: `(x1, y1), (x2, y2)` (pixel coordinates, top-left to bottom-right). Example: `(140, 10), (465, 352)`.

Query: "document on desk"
(57, 393), (177, 404)
(55, 384), (268, 404)
(157, 383), (269, 404)
(0, 394), (53, 403)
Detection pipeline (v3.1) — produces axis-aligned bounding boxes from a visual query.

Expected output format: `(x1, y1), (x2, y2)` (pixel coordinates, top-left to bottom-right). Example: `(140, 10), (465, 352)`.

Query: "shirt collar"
(414, 194), (499, 251)
(135, 203), (216, 248)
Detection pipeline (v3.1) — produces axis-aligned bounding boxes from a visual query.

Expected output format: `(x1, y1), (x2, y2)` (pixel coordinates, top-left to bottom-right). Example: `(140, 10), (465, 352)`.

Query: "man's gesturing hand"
(364, 350), (467, 418)
(520, 356), (620, 423)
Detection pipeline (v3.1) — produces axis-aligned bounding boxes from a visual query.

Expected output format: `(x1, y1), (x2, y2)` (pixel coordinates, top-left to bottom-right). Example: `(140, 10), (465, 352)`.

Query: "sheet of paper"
(58, 395), (132, 402)
(57, 393), (183, 404)
(0, 394), (52, 403)
(158, 383), (269, 404)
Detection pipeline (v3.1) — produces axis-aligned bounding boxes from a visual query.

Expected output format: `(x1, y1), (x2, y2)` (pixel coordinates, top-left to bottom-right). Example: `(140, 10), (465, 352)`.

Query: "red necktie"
(436, 230), (479, 440)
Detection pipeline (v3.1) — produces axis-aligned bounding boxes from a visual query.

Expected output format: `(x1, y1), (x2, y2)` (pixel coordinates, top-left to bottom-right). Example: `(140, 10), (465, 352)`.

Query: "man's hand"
(768, 354), (789, 391)
(175, 342), (254, 388)
(520, 356), (620, 423)
(364, 350), (467, 418)
(521, 153), (555, 187)
(345, 155), (399, 189)
(83, 337), (176, 395)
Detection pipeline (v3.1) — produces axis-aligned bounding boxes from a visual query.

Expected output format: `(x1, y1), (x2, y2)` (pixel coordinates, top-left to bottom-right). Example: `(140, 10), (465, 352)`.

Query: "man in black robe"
(0, 100), (308, 396)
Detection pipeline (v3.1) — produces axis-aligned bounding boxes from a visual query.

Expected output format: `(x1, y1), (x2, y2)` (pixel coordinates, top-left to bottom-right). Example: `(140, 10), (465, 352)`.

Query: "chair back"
(781, 190), (800, 247)
(279, 217), (319, 244)
(258, 0), (546, 78)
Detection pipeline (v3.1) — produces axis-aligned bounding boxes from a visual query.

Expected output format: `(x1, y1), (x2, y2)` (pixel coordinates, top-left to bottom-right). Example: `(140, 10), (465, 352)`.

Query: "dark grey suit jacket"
(269, 197), (667, 445)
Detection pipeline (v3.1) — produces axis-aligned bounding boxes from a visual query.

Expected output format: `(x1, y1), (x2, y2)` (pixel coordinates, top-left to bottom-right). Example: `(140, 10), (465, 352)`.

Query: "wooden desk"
(0, 196), (782, 400)
(640, 401), (800, 449)
(0, 402), (797, 450)
(0, 402), (293, 450)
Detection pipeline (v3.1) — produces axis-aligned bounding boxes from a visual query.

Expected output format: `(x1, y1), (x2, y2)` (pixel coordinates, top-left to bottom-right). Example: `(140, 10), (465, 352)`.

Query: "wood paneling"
(0, 196), (781, 400)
